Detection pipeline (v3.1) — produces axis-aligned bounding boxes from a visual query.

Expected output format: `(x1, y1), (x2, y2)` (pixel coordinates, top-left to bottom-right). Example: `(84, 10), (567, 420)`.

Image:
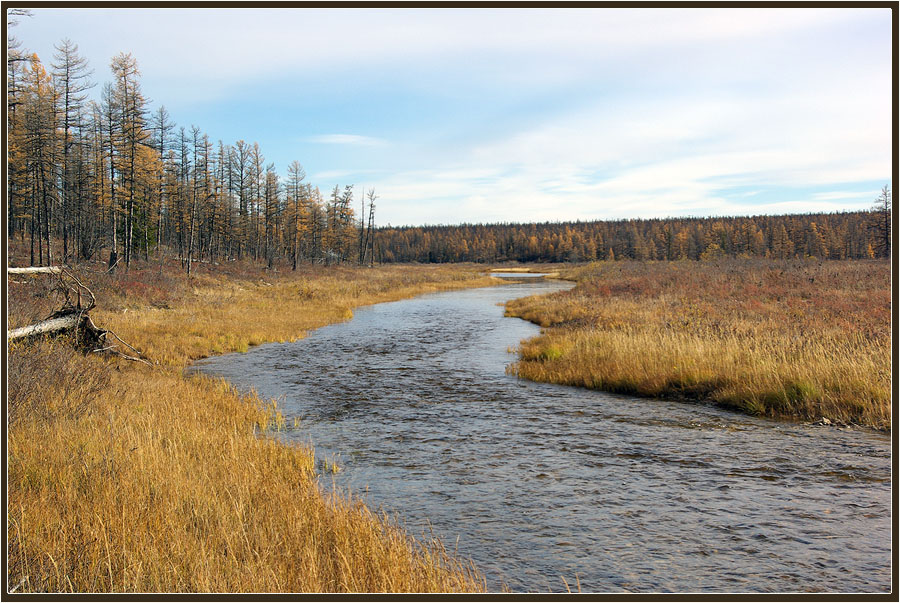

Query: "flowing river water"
(190, 278), (891, 593)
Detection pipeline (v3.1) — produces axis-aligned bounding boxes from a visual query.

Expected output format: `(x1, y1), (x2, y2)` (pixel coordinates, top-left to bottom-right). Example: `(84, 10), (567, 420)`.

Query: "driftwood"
(7, 266), (151, 365)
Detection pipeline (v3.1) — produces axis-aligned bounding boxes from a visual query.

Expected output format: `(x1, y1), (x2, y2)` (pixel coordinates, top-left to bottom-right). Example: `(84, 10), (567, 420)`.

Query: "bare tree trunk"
(29, 178), (36, 266)
(109, 201), (118, 271)
(8, 266), (62, 274)
(187, 194), (197, 276)
(109, 123), (118, 272)
(40, 161), (53, 266)
(8, 314), (81, 341)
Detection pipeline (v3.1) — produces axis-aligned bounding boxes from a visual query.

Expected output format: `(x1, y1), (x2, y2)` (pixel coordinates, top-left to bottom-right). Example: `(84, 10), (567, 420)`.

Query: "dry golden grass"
(7, 261), (494, 593)
(91, 263), (497, 366)
(506, 259), (890, 430)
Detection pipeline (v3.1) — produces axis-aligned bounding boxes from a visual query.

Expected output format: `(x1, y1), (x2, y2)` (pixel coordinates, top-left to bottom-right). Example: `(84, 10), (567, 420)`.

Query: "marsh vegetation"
(506, 259), (890, 430)
(7, 258), (493, 593)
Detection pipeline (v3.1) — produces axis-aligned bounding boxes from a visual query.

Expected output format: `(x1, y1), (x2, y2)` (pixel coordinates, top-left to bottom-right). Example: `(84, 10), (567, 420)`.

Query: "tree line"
(7, 21), (378, 273)
(377, 203), (890, 264)
(6, 14), (890, 271)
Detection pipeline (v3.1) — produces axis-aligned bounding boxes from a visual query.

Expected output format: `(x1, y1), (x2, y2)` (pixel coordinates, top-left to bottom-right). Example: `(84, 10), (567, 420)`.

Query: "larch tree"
(99, 83), (120, 270)
(325, 184), (341, 261)
(770, 223), (794, 259)
(870, 185), (891, 258)
(309, 185), (325, 262)
(286, 160), (306, 270)
(51, 38), (93, 262)
(263, 163), (279, 268)
(7, 11), (34, 241)
(250, 143), (265, 260)
(110, 52), (150, 269)
(805, 222), (828, 258)
(22, 54), (59, 266)
(130, 142), (163, 262)
(214, 141), (232, 259)
(364, 188), (377, 266)
(185, 125), (209, 274)
(150, 105), (175, 256)
(335, 185), (356, 262)
(231, 140), (251, 258)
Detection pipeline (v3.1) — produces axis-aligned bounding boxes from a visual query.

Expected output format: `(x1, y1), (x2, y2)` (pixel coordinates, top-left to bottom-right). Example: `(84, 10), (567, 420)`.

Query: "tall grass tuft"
(506, 259), (890, 430)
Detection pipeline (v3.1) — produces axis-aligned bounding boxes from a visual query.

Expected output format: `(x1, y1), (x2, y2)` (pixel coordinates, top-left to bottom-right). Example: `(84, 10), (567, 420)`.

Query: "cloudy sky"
(12, 7), (893, 226)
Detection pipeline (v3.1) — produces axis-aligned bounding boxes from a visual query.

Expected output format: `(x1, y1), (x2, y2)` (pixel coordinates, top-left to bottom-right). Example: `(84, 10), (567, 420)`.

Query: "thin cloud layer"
(306, 134), (386, 147)
(15, 8), (892, 226)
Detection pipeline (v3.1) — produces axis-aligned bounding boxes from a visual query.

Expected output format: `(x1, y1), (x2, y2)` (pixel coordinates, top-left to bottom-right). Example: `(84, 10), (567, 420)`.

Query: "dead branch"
(110, 351), (153, 367)
(57, 267), (96, 313)
(104, 329), (153, 366)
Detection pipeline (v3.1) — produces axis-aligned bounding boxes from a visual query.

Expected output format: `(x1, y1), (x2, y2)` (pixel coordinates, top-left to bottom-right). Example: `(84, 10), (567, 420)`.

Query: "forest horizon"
(6, 7), (893, 271)
(9, 7), (892, 229)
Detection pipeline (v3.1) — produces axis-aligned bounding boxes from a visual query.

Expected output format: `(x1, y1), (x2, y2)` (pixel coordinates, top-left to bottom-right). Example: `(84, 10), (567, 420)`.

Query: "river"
(190, 279), (891, 593)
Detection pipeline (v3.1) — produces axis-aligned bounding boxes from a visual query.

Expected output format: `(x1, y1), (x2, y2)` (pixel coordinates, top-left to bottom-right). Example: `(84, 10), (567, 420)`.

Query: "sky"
(10, 7), (894, 227)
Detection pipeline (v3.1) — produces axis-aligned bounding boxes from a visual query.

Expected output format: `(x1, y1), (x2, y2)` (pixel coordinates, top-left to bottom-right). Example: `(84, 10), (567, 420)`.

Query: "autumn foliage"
(378, 211), (884, 263)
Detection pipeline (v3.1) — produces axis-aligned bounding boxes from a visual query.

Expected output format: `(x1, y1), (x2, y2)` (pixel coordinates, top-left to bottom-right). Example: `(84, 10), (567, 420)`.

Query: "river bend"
(190, 280), (891, 593)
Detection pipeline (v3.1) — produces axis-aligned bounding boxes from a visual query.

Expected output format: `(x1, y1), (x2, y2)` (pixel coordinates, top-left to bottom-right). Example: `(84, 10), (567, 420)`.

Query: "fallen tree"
(9, 312), (92, 342)
(7, 266), (150, 365)
(7, 311), (107, 350)
(8, 266), (63, 275)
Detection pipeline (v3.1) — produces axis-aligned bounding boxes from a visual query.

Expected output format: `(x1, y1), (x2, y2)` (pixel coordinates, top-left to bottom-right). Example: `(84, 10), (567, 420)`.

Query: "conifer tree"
(870, 185), (891, 258)
(110, 52), (149, 269)
(51, 39), (93, 262)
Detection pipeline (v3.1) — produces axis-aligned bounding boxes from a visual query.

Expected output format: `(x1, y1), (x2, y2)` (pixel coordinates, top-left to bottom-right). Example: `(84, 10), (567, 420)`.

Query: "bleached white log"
(7, 266), (62, 275)
(7, 314), (80, 342)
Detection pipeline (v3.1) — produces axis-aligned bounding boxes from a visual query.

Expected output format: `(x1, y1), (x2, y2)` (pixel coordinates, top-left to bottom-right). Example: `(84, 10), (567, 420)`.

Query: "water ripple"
(191, 281), (891, 593)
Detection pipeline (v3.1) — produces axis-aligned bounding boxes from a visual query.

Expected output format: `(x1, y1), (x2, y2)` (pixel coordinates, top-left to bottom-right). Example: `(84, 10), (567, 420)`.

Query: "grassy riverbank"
(506, 259), (890, 430)
(8, 260), (495, 593)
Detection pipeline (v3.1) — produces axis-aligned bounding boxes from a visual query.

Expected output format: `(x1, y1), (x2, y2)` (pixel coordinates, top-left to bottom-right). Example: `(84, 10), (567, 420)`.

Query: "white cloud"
(311, 168), (383, 182)
(306, 134), (386, 147)
(367, 90), (891, 224)
(812, 190), (879, 202)
(16, 8), (891, 225)
(22, 8), (880, 92)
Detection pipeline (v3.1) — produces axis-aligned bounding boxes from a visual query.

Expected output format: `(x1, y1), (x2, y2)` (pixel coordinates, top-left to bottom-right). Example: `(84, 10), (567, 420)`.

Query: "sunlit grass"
(506, 259), (890, 430)
(90, 263), (497, 367)
(7, 262), (493, 593)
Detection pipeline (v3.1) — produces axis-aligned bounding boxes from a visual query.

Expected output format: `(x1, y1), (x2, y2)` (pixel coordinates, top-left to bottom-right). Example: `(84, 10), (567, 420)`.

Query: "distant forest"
(7, 19), (891, 270)
(377, 209), (890, 264)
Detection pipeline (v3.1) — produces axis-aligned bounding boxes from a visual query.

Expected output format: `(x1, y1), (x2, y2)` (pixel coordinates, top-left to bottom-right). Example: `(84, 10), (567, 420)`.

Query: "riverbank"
(7, 260), (495, 593)
(505, 259), (890, 430)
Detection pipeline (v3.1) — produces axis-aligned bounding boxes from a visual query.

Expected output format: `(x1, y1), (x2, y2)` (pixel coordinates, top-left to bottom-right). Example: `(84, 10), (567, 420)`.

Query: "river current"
(190, 279), (891, 593)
